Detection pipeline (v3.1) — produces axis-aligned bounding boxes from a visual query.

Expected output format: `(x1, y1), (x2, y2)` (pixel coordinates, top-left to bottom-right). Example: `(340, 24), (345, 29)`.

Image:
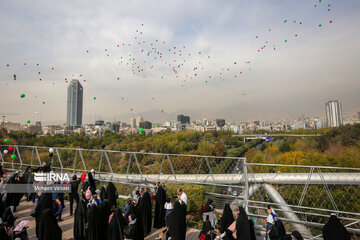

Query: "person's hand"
(215, 229), (220, 235)
(159, 232), (164, 240)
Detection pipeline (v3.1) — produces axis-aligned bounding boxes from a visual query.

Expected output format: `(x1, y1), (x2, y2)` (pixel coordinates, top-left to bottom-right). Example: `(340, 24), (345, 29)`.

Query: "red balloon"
(8, 146), (13, 151)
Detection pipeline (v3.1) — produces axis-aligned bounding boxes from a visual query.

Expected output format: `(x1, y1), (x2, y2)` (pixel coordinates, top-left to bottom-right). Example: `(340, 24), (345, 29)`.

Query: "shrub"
(116, 197), (128, 209)
(165, 183), (205, 213)
(279, 141), (291, 153)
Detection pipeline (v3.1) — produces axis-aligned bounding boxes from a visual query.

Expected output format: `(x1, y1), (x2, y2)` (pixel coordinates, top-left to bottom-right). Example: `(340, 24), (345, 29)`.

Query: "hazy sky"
(1, 0), (360, 124)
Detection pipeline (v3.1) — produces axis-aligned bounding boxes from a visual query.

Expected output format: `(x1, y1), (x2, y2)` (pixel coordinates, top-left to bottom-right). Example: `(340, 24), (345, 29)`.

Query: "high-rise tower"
(325, 100), (343, 127)
(67, 79), (83, 126)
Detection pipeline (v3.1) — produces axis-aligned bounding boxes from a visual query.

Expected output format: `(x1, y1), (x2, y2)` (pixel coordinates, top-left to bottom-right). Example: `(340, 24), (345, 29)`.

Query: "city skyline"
(0, 0), (359, 125)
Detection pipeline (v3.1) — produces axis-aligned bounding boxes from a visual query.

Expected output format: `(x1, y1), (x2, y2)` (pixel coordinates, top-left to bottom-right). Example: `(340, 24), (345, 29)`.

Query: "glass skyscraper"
(67, 79), (83, 126)
(325, 100), (343, 128)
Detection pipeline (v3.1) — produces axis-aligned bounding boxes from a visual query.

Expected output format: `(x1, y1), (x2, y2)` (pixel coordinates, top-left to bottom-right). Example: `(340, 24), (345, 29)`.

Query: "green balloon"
(234, 61), (237, 64)
(27, 120), (30, 123)
(4, 139), (9, 143)
(20, 94), (25, 98)
(285, 40), (288, 42)
(94, 97), (96, 100)
(318, 24), (322, 27)
(139, 128), (144, 133)
(11, 154), (16, 159)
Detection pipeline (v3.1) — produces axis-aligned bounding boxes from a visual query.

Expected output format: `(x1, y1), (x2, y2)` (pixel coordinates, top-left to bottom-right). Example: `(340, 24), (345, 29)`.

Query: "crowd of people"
(73, 180), (189, 240)
(198, 201), (351, 240)
(0, 162), (355, 240)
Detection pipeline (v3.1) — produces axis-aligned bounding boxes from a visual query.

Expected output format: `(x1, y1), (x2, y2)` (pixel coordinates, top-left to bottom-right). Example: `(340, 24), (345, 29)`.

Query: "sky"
(0, 0), (360, 124)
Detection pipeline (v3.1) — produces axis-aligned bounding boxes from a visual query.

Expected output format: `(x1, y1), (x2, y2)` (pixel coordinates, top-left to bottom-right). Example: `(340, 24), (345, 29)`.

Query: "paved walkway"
(15, 198), (200, 240)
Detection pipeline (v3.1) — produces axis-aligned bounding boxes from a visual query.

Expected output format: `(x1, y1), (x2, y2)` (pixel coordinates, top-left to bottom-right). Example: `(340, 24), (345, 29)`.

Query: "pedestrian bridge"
(1, 145), (360, 239)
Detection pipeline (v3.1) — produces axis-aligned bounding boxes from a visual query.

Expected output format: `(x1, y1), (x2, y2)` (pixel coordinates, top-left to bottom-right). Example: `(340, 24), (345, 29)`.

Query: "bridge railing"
(0, 145), (359, 238)
(0, 145), (248, 198)
(245, 162), (360, 238)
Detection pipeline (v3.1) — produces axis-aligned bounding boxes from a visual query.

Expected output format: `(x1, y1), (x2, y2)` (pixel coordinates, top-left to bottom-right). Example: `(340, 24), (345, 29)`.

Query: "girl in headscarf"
(202, 198), (217, 229)
(266, 205), (276, 240)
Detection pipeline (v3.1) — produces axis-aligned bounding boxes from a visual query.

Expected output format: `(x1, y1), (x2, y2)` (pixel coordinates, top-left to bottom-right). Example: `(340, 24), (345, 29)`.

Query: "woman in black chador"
(141, 191), (152, 235)
(74, 199), (87, 240)
(107, 208), (126, 240)
(87, 204), (101, 240)
(99, 199), (111, 240)
(105, 182), (118, 209)
(31, 193), (54, 238)
(153, 184), (166, 228)
(38, 208), (62, 240)
(236, 206), (251, 240)
(220, 204), (234, 239)
(323, 214), (350, 240)
(167, 201), (187, 240)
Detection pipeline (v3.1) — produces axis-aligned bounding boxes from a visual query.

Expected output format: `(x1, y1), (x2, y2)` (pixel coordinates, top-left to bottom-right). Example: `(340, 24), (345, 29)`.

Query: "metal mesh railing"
(246, 163), (360, 237)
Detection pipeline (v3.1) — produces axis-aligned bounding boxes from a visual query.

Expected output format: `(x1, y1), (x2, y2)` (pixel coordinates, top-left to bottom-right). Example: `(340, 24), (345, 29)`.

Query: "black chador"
(153, 185), (166, 228)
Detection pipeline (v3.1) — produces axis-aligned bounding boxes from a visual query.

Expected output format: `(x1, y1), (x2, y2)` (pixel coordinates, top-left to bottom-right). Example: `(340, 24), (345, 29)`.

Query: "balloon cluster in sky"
(4, 0), (335, 122)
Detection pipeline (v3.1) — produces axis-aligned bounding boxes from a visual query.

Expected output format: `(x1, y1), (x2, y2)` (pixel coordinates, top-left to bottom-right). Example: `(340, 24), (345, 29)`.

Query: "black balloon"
(49, 152), (54, 157)
(101, 144), (106, 149)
